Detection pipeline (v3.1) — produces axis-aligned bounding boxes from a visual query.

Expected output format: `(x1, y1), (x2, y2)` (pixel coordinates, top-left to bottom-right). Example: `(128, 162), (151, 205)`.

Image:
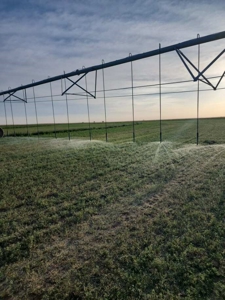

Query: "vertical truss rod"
(1, 31), (225, 96)
(102, 60), (108, 142)
(84, 74), (92, 141)
(130, 54), (135, 142)
(197, 34), (200, 146)
(64, 72), (70, 140)
(159, 43), (162, 143)
(3, 99), (8, 136)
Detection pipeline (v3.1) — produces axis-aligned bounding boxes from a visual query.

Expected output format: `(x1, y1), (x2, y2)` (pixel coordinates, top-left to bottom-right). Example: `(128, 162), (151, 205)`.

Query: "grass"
(0, 118), (225, 299)
(2, 117), (225, 144)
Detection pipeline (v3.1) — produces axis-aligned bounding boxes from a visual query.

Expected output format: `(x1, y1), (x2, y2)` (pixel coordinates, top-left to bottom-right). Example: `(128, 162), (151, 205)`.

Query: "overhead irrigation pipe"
(1, 30), (225, 97)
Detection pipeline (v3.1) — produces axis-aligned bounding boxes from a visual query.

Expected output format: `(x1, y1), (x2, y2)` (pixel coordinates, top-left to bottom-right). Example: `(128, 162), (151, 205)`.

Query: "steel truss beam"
(0, 31), (225, 97)
(176, 48), (225, 90)
(3, 91), (27, 102)
(62, 70), (97, 98)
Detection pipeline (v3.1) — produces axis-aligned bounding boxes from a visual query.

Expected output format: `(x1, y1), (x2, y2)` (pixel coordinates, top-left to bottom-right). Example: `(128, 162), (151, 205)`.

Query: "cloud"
(0, 0), (224, 125)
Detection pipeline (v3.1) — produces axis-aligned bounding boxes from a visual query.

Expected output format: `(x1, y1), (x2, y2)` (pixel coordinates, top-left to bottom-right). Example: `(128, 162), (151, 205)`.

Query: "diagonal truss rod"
(0, 30), (225, 97)
(176, 49), (215, 89)
(215, 71), (225, 89)
(3, 91), (27, 102)
(62, 73), (88, 95)
(176, 48), (225, 90)
(194, 49), (225, 81)
(62, 70), (97, 98)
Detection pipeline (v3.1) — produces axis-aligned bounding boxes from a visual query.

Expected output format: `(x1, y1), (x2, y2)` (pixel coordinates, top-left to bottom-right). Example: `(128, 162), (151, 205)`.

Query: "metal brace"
(3, 89), (27, 102)
(176, 48), (225, 90)
(62, 70), (97, 98)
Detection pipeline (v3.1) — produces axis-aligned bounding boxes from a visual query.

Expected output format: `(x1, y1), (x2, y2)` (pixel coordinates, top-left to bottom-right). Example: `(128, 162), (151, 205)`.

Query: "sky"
(0, 0), (224, 125)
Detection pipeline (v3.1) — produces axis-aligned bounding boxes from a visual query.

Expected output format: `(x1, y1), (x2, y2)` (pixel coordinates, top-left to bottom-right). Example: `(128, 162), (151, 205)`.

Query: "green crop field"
(1, 117), (225, 144)
(0, 118), (225, 299)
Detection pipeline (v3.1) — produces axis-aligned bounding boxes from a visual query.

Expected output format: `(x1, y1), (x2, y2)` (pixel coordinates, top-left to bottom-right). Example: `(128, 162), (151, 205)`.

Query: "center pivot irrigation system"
(0, 31), (225, 144)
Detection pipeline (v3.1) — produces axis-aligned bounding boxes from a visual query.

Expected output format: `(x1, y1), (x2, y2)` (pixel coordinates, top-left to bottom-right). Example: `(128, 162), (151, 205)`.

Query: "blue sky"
(0, 0), (224, 124)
